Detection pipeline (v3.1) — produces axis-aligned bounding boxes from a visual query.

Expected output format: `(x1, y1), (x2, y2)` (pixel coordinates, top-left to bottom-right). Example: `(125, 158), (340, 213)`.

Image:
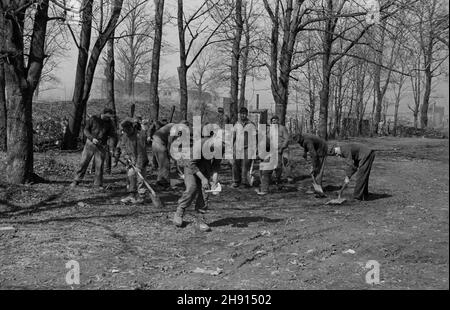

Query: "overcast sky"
(42, 0), (449, 118)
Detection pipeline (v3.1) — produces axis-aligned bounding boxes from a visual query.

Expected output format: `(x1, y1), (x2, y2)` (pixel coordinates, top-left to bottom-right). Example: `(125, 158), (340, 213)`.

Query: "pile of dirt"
(397, 125), (448, 139)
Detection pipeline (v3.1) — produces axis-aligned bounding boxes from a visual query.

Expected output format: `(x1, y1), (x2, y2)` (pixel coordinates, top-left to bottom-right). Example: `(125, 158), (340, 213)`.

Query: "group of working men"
(69, 106), (376, 232)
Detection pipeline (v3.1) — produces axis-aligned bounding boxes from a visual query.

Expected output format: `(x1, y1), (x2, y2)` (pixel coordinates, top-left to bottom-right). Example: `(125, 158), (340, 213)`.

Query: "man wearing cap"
(71, 108), (117, 187)
(232, 107), (256, 188)
(217, 107), (230, 129)
(329, 143), (376, 201)
(114, 118), (149, 204)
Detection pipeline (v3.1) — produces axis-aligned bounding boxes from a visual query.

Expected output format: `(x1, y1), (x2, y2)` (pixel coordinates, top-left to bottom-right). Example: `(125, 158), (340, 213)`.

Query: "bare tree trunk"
(393, 100), (400, 136)
(277, 45), (292, 125)
(0, 10), (6, 152)
(177, 65), (188, 121)
(34, 82), (40, 100)
(104, 34), (116, 125)
(264, 0), (297, 124)
(177, 0), (188, 121)
(318, 68), (331, 139)
(6, 78), (34, 183)
(149, 0), (164, 121)
(62, 0), (93, 150)
(410, 56), (421, 130)
(307, 60), (315, 133)
(354, 59), (366, 136)
(333, 67), (344, 138)
(230, 0), (243, 123)
(318, 0), (334, 140)
(0, 63), (6, 152)
(63, 0), (123, 149)
(126, 66), (134, 98)
(239, 9), (250, 110)
(373, 23), (386, 134)
(420, 62), (432, 128)
(4, 0), (49, 183)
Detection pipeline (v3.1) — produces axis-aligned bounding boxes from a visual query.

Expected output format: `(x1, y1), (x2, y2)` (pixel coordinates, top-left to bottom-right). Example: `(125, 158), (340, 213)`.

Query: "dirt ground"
(0, 137), (448, 290)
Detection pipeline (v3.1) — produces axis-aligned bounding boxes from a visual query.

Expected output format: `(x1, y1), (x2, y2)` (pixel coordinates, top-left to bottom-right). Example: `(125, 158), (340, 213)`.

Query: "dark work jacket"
(339, 143), (374, 178)
(84, 115), (117, 146)
(153, 123), (175, 145)
(179, 138), (223, 178)
(299, 134), (328, 158)
(233, 118), (257, 150)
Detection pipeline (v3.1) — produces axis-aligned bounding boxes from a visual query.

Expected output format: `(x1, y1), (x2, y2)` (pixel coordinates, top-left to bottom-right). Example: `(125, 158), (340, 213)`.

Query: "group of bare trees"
(0, 0), (449, 184)
(278, 0), (448, 138)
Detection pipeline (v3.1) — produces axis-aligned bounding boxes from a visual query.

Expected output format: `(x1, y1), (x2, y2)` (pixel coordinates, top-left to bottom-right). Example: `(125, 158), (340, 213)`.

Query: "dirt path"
(0, 137), (448, 289)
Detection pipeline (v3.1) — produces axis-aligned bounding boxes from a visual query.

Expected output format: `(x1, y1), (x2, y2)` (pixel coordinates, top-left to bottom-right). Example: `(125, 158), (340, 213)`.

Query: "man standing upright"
(232, 107), (256, 188)
(216, 107), (230, 129)
(269, 115), (291, 184)
(71, 108), (117, 188)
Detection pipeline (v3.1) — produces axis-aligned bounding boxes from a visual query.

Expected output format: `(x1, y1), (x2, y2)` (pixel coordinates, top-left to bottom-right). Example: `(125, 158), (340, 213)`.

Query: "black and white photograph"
(0, 0), (448, 293)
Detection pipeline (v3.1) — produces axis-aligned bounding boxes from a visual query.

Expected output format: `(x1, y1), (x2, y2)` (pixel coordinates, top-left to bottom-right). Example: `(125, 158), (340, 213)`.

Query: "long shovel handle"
(117, 158), (159, 199)
(338, 182), (348, 199)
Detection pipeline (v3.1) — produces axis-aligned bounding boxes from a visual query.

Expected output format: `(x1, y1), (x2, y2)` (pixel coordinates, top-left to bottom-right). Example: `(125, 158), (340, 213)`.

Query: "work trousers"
(232, 156), (253, 186)
(152, 136), (170, 185)
(176, 172), (209, 216)
(74, 140), (106, 186)
(353, 151), (376, 200)
(259, 150), (290, 192)
(90, 144), (113, 174)
(127, 164), (147, 197)
(311, 155), (327, 186)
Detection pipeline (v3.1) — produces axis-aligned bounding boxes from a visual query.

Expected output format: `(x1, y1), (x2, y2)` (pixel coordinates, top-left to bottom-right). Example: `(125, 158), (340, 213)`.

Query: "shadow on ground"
(209, 216), (283, 228)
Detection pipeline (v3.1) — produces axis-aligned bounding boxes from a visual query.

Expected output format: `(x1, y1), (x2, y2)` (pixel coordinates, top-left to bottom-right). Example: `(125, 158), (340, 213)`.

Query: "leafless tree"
(34, 14), (69, 98)
(189, 47), (227, 118)
(103, 1), (116, 123)
(62, 0), (125, 150)
(0, 9), (6, 151)
(177, 0), (231, 120)
(1, 0), (51, 183)
(115, 0), (153, 101)
(149, 0), (165, 121)
(209, 0), (265, 120)
(409, 0), (449, 128)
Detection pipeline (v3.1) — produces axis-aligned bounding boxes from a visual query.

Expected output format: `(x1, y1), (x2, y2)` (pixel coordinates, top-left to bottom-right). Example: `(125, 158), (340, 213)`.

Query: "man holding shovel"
(114, 118), (149, 204)
(70, 108), (117, 188)
(329, 143), (376, 201)
(296, 134), (328, 196)
(173, 137), (222, 232)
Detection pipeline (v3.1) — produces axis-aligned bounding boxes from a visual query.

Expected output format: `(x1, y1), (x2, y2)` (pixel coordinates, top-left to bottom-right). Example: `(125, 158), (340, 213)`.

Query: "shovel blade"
(151, 195), (165, 208)
(312, 183), (324, 194)
(326, 198), (347, 205)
